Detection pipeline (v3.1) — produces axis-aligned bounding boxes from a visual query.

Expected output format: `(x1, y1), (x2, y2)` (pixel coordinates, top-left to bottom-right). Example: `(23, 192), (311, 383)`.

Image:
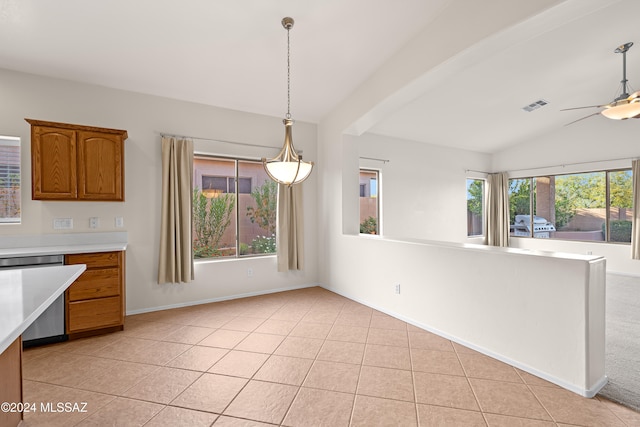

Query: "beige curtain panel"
(277, 183), (305, 272)
(485, 171), (510, 247)
(158, 137), (195, 283)
(632, 159), (640, 259)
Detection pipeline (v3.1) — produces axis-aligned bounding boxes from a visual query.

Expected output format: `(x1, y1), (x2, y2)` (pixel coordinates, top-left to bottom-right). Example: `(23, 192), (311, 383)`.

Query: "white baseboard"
(126, 282), (320, 315)
(607, 270), (640, 279)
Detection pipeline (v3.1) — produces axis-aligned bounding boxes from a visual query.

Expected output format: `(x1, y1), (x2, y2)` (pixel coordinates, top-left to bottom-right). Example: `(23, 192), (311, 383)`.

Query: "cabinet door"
(67, 267), (121, 301)
(64, 251), (125, 337)
(66, 251), (120, 268)
(31, 126), (77, 200)
(68, 296), (122, 333)
(77, 131), (124, 201)
(0, 337), (22, 427)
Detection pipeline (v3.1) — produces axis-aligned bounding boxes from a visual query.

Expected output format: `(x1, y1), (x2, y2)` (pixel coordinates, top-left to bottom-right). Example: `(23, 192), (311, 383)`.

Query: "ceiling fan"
(562, 42), (640, 125)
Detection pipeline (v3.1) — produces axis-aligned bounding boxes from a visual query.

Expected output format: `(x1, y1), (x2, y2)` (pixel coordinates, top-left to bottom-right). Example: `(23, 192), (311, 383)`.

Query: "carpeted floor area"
(598, 274), (640, 411)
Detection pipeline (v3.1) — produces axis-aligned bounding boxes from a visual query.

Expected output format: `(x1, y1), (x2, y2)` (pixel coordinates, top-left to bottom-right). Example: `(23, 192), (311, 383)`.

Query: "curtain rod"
(159, 132), (281, 151)
(360, 156), (390, 164)
(466, 155), (637, 176)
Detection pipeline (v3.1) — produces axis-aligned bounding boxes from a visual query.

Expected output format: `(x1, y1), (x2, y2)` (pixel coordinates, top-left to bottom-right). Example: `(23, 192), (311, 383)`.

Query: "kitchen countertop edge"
(0, 242), (128, 258)
(0, 264), (86, 354)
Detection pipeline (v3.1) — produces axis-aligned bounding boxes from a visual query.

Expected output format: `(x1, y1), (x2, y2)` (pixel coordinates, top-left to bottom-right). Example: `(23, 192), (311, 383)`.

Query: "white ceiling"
(369, 0), (640, 153)
(0, 0), (639, 154)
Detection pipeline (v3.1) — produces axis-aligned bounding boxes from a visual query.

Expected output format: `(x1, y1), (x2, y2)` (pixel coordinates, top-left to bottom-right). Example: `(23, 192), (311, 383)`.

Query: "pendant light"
(262, 17), (314, 185)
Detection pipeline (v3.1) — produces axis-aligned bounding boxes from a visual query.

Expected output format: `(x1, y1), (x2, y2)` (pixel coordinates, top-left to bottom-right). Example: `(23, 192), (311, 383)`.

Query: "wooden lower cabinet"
(0, 337), (23, 427)
(65, 251), (125, 339)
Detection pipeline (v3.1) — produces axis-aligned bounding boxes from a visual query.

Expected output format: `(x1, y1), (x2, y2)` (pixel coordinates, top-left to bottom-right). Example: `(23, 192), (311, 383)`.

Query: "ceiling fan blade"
(563, 111), (601, 126)
(560, 105), (605, 111)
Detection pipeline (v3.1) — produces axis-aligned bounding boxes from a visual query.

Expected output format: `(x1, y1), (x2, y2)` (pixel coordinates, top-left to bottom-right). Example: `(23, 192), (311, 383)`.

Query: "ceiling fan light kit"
(563, 42), (640, 123)
(601, 94), (640, 120)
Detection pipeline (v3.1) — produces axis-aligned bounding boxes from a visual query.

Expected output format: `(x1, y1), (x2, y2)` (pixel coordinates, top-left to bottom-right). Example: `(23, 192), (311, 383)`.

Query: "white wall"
(329, 236), (606, 396)
(316, 0), (608, 396)
(0, 68), (318, 313)
(319, 0), (564, 291)
(356, 133), (490, 242)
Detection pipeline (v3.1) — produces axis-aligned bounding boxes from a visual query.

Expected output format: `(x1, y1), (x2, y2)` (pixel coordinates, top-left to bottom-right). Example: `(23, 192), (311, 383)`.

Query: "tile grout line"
(406, 325), (421, 427)
(279, 295), (360, 426)
(346, 308), (371, 427)
(513, 367), (558, 425)
(218, 293), (328, 426)
(452, 340), (490, 426)
(274, 298), (320, 427)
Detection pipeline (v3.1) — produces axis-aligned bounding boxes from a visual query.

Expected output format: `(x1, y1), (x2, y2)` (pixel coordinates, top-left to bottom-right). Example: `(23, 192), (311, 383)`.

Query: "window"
(508, 169), (632, 243)
(359, 169), (380, 234)
(0, 136), (20, 224)
(609, 170), (633, 243)
(202, 176), (228, 193)
(466, 178), (484, 237)
(193, 156), (276, 259)
(202, 176), (252, 194)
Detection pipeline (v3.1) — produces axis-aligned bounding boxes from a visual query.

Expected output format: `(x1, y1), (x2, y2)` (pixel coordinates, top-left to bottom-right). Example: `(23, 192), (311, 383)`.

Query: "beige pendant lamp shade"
(264, 118), (313, 185)
(262, 17), (314, 185)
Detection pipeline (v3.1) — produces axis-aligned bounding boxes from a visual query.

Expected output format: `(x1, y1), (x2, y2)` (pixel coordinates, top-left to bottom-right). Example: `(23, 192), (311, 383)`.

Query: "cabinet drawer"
(68, 297), (122, 333)
(66, 251), (120, 268)
(68, 268), (120, 301)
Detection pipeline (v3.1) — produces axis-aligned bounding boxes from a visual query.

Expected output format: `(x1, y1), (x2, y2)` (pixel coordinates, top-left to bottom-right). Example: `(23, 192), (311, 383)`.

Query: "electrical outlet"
(115, 217), (124, 228)
(89, 217), (100, 229)
(53, 218), (73, 230)
(395, 284), (401, 294)
(247, 268), (253, 277)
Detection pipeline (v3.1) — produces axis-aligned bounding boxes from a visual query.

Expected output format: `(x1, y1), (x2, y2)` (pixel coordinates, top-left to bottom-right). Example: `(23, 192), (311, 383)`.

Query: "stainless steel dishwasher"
(0, 254), (67, 347)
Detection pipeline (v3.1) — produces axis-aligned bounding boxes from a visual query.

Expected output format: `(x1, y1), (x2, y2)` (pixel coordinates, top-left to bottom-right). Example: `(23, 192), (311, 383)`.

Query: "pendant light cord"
(286, 26), (291, 119)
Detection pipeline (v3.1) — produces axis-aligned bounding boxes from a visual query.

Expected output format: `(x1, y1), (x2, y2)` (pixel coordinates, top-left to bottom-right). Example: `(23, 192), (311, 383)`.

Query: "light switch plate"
(89, 217), (100, 229)
(53, 218), (73, 230)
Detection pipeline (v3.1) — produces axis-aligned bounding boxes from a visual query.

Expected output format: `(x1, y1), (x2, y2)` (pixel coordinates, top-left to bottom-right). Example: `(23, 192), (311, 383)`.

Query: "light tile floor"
(20, 287), (640, 426)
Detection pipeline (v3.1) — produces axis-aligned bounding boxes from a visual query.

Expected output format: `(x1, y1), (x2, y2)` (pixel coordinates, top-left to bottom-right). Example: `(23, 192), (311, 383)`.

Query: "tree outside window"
(609, 170), (633, 243)
(466, 178), (484, 237)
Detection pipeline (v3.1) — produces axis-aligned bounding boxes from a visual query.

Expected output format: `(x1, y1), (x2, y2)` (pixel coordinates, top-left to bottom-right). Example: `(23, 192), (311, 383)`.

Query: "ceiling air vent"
(522, 99), (549, 112)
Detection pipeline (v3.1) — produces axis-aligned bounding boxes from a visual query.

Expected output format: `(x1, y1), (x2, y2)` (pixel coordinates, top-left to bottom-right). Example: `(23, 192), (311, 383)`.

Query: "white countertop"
(0, 232), (128, 258)
(0, 265), (86, 354)
(354, 234), (604, 262)
(0, 242), (127, 258)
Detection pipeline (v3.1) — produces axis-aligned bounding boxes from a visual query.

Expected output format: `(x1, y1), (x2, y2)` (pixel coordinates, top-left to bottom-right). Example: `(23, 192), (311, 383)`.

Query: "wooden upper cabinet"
(78, 131), (124, 200)
(27, 119), (127, 201)
(31, 125), (78, 199)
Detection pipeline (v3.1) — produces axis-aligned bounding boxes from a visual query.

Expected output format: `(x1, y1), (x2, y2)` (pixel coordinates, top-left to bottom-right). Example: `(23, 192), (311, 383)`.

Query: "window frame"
(466, 177), (486, 238)
(359, 168), (381, 235)
(0, 136), (21, 224)
(508, 167), (632, 244)
(193, 154), (277, 260)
